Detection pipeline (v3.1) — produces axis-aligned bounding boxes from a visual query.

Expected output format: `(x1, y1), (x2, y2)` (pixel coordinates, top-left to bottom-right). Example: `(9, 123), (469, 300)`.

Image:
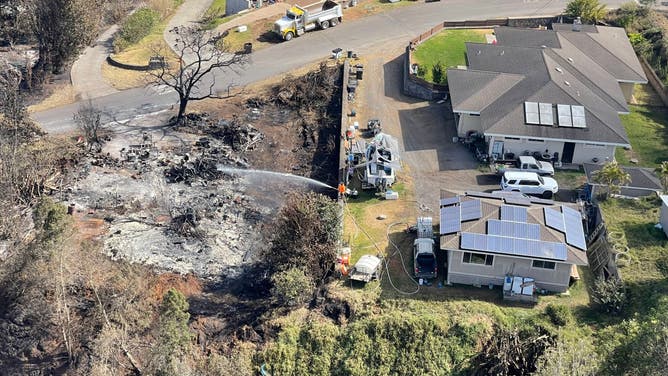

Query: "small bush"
(432, 62), (445, 84)
(592, 277), (626, 314)
(545, 303), (572, 327)
(416, 64), (426, 78)
(114, 7), (160, 51)
(271, 267), (313, 306)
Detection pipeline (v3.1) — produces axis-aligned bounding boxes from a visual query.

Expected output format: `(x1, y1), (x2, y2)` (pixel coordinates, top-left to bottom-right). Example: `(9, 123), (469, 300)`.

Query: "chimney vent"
(573, 17), (582, 32)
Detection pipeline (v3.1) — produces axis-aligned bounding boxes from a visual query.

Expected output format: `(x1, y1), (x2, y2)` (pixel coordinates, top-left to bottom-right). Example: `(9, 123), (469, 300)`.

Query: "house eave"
(483, 132), (630, 148)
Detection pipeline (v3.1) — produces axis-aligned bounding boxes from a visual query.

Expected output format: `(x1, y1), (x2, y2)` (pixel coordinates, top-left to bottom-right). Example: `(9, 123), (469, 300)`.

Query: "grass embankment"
(102, 1), (182, 90)
(599, 197), (668, 315)
(412, 29), (489, 84)
(616, 105), (668, 168)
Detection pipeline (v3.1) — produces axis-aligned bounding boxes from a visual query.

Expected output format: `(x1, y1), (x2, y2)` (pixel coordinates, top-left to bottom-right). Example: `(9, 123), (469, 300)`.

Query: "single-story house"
(440, 192), (588, 293)
(447, 22), (647, 165)
(583, 163), (663, 199)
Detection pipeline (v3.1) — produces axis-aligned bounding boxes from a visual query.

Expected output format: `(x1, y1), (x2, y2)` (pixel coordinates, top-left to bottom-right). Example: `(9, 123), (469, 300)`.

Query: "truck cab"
(273, 1), (342, 41)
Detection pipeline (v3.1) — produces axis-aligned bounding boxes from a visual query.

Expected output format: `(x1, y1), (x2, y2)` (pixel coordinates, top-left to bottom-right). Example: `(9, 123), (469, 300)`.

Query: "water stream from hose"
(217, 166), (337, 191)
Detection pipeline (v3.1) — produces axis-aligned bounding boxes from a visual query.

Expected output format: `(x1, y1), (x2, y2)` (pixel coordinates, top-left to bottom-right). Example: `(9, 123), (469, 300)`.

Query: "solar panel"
(539, 103), (554, 125)
(500, 205), (528, 222)
(488, 219), (540, 239)
(440, 206), (461, 235)
(562, 206), (587, 250)
(557, 104), (572, 127)
(440, 196), (460, 207)
(571, 105), (586, 128)
(460, 232), (567, 261)
(529, 197), (555, 205)
(525, 102), (540, 124)
(460, 200), (482, 221)
(544, 207), (565, 232)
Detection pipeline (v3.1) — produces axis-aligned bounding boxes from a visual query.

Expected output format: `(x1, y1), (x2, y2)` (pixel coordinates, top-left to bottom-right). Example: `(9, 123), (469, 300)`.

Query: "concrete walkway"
(70, 25), (120, 100)
(164, 0), (215, 59)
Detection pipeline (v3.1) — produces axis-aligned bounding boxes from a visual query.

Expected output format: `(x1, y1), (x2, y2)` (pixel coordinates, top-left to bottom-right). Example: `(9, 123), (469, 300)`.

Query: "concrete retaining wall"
(640, 55), (668, 106)
(106, 55), (166, 71)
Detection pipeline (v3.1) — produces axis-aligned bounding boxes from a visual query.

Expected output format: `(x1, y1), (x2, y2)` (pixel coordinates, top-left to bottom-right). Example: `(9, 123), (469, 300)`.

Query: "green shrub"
(592, 277), (626, 314)
(271, 267), (313, 306)
(432, 62), (445, 84)
(114, 7), (160, 51)
(545, 303), (572, 327)
(416, 64), (426, 78)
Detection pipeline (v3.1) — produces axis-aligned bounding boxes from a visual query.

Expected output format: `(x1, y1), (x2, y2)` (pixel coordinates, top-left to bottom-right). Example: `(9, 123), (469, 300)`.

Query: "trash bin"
(347, 50), (353, 58)
(243, 43), (252, 54)
(356, 67), (363, 80)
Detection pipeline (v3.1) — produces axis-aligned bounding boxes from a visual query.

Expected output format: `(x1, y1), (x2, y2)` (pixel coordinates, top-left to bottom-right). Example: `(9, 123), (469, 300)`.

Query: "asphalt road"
(33, 0), (629, 133)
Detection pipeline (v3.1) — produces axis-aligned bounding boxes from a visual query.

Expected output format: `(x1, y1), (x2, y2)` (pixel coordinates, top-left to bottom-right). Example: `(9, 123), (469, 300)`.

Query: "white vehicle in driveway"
(500, 171), (558, 198)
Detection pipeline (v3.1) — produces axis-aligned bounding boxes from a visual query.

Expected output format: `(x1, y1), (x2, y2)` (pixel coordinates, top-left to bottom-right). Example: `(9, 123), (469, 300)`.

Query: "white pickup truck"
(495, 155), (554, 176)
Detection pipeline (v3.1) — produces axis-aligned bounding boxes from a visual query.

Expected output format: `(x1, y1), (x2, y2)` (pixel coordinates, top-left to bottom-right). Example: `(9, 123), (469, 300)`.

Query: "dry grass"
(27, 83), (78, 113)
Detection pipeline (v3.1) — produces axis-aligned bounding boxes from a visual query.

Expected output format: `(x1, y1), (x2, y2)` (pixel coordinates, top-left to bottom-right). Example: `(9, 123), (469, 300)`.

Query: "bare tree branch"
(148, 26), (248, 124)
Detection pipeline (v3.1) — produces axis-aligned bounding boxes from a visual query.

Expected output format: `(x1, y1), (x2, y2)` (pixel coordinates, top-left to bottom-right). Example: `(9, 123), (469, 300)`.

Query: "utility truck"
(273, 0), (343, 41)
(413, 217), (437, 279)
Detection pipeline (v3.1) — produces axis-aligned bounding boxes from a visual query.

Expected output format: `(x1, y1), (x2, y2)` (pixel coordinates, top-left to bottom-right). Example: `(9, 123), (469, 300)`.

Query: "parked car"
(500, 171), (558, 198)
(495, 156), (554, 176)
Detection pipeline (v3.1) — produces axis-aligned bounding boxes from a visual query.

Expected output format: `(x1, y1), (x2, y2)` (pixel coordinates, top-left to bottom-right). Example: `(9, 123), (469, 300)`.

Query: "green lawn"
(616, 105), (668, 168)
(599, 197), (668, 315)
(412, 29), (489, 84)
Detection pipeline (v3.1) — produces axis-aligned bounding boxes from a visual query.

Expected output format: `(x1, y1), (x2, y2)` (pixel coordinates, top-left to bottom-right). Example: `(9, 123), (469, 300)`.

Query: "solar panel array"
(500, 205), (528, 222)
(488, 219), (540, 239)
(504, 197), (532, 207)
(542, 206), (587, 250)
(460, 232), (568, 261)
(441, 206), (461, 234)
(562, 206), (587, 250)
(460, 200), (482, 221)
(525, 102), (555, 126)
(556, 104), (587, 128)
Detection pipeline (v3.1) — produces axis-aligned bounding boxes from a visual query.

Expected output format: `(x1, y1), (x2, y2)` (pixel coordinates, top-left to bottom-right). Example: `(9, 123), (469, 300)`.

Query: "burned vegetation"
(243, 62), (342, 187)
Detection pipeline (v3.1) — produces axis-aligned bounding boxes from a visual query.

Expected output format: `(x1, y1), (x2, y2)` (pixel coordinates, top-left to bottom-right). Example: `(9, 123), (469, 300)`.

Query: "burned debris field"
(66, 62), (343, 280)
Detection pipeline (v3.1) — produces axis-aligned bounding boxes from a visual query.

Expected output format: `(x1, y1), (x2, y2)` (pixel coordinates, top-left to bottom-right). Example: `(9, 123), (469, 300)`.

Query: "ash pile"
(66, 114), (268, 279)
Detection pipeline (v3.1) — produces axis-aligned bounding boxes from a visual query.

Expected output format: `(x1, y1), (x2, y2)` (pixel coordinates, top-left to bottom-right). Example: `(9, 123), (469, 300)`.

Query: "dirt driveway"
(355, 43), (500, 215)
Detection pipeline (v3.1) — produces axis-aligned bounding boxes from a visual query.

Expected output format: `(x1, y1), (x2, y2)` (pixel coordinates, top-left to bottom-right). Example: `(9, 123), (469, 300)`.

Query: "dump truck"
(495, 155), (554, 176)
(414, 217), (437, 279)
(349, 255), (382, 283)
(273, 0), (343, 41)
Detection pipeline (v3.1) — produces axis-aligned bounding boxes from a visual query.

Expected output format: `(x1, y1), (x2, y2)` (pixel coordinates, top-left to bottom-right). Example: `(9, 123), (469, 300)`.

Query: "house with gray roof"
(447, 22), (647, 165)
(440, 191), (588, 293)
(583, 163), (663, 199)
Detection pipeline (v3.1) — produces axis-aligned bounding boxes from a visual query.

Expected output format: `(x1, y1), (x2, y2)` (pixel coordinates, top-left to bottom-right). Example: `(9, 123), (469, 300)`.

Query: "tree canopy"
(565, 0), (608, 24)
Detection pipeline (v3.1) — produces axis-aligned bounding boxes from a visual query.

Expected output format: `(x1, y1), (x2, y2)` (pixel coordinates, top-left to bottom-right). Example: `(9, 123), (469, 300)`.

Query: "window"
(469, 113), (480, 117)
(504, 136), (521, 140)
(527, 138), (544, 143)
(519, 180), (539, 186)
(463, 252), (494, 266)
(532, 260), (556, 270)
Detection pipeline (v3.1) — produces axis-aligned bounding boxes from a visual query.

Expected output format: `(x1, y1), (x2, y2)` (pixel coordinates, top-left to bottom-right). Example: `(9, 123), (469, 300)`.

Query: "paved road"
(70, 25), (119, 99)
(34, 0), (629, 133)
